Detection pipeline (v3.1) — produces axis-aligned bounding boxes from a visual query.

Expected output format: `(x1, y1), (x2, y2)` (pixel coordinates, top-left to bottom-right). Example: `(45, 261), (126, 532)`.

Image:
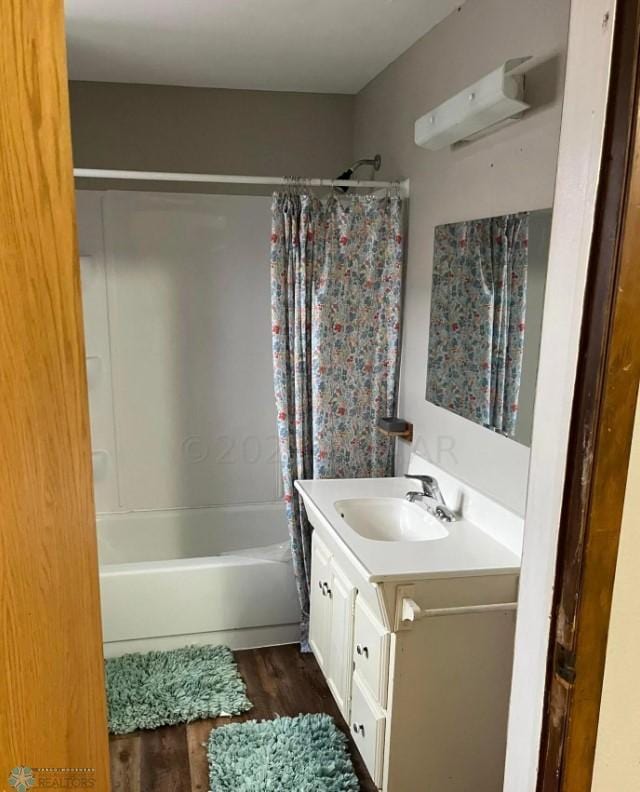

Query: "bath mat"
(105, 645), (252, 734)
(207, 713), (360, 791)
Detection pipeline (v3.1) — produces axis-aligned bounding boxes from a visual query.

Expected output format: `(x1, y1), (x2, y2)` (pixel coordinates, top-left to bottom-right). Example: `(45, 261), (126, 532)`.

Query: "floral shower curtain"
(426, 212), (529, 437)
(271, 192), (404, 647)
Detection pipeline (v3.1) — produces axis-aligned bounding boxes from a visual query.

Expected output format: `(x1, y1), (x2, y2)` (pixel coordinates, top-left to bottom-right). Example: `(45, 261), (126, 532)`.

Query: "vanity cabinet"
(307, 527), (518, 792)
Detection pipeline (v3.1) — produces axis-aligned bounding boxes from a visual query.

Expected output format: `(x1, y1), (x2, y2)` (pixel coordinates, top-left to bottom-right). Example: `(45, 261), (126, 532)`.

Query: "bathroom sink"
(334, 497), (449, 542)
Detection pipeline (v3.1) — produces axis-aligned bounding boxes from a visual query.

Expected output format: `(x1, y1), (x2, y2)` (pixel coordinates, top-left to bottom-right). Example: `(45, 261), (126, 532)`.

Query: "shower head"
(335, 155), (382, 192)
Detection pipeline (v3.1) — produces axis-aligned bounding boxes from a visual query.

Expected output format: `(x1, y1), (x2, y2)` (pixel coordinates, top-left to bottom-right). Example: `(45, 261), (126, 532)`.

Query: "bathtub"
(98, 503), (301, 657)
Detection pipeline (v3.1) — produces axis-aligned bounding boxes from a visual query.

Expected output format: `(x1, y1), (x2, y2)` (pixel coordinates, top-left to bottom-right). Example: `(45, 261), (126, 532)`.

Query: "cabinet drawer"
(350, 672), (386, 788)
(353, 597), (390, 707)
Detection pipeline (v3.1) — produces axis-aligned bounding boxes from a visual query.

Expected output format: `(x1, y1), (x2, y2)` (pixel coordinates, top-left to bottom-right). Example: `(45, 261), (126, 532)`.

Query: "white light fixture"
(414, 58), (531, 150)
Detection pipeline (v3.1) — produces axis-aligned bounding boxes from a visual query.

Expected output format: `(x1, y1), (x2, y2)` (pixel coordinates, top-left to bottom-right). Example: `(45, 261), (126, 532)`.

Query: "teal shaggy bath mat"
(207, 713), (360, 791)
(105, 645), (252, 734)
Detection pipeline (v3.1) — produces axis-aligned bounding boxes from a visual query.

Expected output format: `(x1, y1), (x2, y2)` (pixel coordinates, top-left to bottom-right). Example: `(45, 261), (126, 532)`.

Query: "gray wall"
(69, 81), (354, 187)
(353, 0), (570, 514)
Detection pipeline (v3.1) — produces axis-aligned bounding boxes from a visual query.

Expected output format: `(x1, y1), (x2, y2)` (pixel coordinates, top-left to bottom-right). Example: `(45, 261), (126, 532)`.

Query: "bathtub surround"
(271, 193), (404, 646)
(353, 0), (570, 513)
(105, 645), (252, 734)
(208, 714), (359, 791)
(78, 191), (301, 653)
(80, 191), (283, 512)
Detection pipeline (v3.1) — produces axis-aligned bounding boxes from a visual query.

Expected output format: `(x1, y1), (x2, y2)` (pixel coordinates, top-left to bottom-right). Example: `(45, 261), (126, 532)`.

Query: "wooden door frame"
(0, 1), (110, 787)
(537, 0), (640, 788)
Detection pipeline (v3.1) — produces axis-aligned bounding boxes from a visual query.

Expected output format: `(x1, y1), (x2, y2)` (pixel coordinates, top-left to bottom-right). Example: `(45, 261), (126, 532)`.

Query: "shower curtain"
(270, 192), (404, 647)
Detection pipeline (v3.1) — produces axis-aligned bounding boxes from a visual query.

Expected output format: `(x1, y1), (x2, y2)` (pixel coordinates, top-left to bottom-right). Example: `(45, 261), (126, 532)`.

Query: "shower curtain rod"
(73, 168), (410, 196)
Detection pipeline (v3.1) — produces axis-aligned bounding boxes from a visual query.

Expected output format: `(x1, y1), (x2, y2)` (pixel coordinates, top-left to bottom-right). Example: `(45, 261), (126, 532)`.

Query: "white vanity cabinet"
(308, 527), (518, 791)
(300, 465), (524, 792)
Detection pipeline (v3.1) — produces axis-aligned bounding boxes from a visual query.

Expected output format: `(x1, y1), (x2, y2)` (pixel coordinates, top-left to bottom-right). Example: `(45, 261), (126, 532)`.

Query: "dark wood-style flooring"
(109, 644), (377, 791)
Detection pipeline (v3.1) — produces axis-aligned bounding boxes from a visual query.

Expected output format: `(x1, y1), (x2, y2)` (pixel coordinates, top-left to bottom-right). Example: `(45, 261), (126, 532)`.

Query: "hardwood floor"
(109, 644), (378, 791)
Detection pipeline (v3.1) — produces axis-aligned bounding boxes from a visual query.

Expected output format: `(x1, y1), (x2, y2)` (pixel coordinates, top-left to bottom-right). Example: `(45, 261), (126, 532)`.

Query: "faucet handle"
(404, 473), (436, 484)
(404, 474), (444, 503)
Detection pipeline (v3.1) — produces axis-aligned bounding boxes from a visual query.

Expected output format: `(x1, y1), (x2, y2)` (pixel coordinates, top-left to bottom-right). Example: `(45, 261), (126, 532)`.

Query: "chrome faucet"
(404, 474), (457, 523)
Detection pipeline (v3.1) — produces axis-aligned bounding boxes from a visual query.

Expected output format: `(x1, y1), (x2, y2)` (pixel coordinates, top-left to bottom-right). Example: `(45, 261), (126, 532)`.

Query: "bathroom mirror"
(425, 208), (552, 446)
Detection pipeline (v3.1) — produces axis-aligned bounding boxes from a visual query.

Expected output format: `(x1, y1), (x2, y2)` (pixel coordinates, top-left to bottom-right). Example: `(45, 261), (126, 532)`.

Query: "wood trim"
(0, 1), (110, 787)
(538, 1), (640, 789)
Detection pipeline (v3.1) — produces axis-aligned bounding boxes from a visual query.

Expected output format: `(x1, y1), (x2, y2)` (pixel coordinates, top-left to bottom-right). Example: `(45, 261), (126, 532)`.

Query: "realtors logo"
(6, 766), (96, 789)
(8, 767), (35, 792)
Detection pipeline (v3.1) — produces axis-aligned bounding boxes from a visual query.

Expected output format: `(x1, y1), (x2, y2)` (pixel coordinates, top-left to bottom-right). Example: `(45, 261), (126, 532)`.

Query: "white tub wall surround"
(78, 195), (119, 513)
(78, 190), (281, 514)
(77, 189), (301, 652)
(97, 503), (290, 564)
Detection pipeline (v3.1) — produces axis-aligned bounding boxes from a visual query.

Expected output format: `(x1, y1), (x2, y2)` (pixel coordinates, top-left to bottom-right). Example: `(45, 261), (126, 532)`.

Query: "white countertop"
(295, 476), (521, 583)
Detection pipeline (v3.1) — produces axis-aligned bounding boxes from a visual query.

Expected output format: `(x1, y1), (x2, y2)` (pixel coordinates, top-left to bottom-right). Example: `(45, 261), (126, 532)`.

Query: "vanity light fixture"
(414, 57), (531, 150)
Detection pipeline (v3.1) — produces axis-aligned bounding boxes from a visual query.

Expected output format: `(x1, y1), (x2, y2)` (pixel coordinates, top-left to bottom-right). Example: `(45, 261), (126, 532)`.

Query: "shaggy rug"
(207, 713), (360, 791)
(105, 645), (252, 734)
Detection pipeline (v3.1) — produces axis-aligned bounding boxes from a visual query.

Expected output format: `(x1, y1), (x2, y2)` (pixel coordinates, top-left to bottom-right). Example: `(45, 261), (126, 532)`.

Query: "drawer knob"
(352, 722), (366, 737)
(356, 644), (369, 659)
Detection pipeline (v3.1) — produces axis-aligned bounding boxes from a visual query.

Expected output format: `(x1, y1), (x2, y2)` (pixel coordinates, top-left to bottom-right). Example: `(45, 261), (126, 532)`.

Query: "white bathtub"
(98, 503), (301, 657)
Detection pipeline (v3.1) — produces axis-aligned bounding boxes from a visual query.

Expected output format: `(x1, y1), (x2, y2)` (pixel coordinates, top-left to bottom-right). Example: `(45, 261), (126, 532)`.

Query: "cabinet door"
(309, 532), (332, 671)
(326, 560), (356, 719)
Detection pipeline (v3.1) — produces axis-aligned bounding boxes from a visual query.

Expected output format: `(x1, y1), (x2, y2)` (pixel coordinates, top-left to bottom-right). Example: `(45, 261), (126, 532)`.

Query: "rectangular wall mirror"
(425, 208), (552, 446)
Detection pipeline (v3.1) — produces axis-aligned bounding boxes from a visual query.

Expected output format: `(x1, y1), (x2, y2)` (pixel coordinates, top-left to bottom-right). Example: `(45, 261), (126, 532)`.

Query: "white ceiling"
(65, 0), (462, 94)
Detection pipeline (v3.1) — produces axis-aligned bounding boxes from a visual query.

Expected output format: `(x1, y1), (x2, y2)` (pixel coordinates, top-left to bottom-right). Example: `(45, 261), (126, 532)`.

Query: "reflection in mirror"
(425, 209), (551, 446)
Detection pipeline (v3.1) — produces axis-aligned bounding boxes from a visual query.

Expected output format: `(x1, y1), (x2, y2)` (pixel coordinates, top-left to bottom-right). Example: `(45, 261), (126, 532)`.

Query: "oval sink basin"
(334, 498), (449, 542)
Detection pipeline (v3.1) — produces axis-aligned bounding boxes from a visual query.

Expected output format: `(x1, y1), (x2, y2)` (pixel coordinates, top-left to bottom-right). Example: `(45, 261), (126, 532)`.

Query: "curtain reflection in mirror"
(426, 213), (529, 438)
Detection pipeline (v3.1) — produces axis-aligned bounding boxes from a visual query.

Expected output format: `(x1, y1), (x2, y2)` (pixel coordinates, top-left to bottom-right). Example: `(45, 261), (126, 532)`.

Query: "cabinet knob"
(356, 644), (369, 659)
(352, 722), (365, 737)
